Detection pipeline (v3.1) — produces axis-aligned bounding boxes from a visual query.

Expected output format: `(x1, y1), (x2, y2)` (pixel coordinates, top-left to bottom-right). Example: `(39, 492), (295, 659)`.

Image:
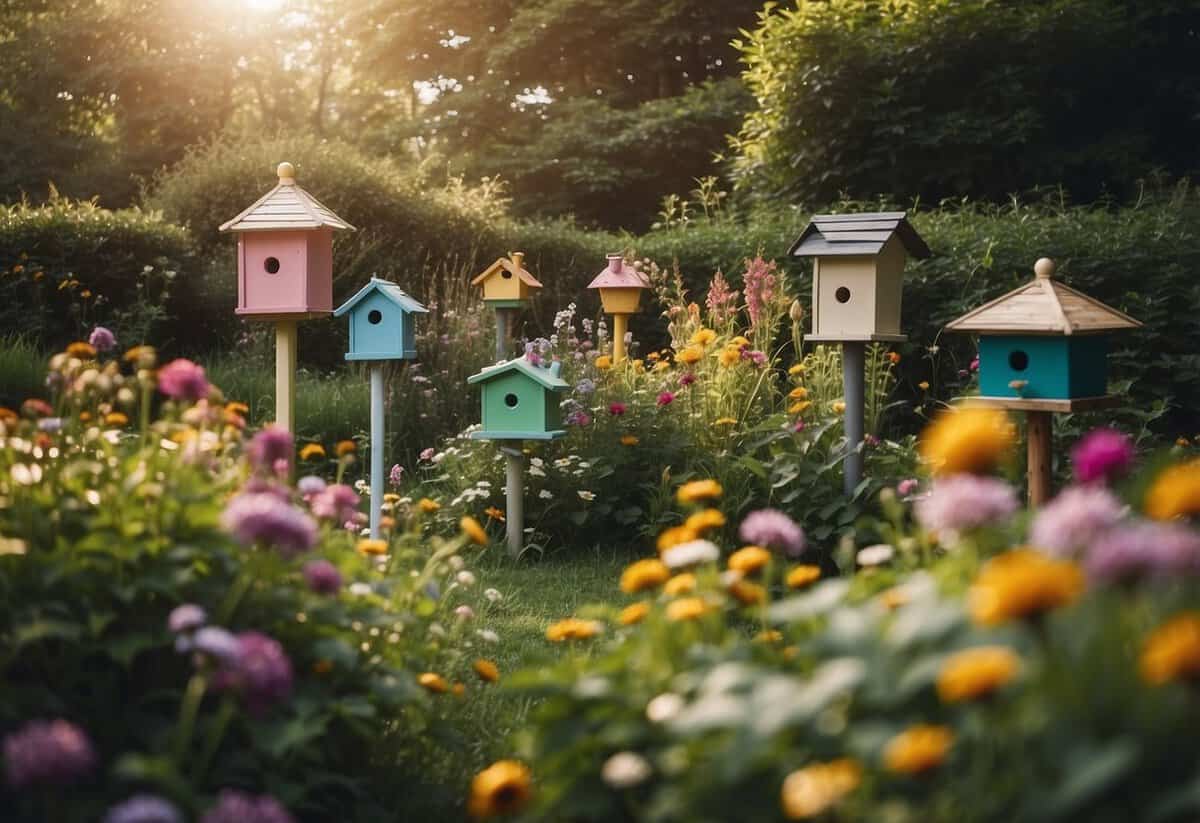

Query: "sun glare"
(243, 0), (285, 11)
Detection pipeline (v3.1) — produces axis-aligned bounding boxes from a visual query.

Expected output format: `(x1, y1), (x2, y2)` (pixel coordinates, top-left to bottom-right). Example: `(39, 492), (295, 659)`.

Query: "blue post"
(369, 365), (385, 539)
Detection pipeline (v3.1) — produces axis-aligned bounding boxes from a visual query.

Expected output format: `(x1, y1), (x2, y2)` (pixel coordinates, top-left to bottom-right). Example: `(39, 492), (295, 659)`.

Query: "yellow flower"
(883, 725), (954, 774)
(788, 387), (809, 400)
(786, 565), (822, 589)
(728, 579), (766, 606)
(418, 672), (449, 693)
(918, 381), (930, 391)
(484, 505), (506, 522)
(620, 558), (671, 593)
(676, 479), (723, 504)
(663, 573), (697, 597)
(473, 659), (501, 683)
(656, 525), (698, 552)
(468, 760), (532, 820)
(225, 401), (249, 415)
(619, 601), (651, 625)
(713, 417), (737, 426)
(452, 682), (467, 697)
(595, 355), (613, 371)
(647, 352), (660, 361)
(620, 434), (640, 446)
(461, 516), (488, 546)
(123, 345), (156, 365)
(1140, 613), (1200, 685)
(780, 758), (862, 819)
(1145, 461), (1200, 520)
(730, 336), (750, 347)
(66, 341), (97, 359)
(728, 545), (772, 575)
(631, 359), (644, 370)
(690, 328), (717, 347)
(384, 493), (402, 503)
(545, 617), (603, 642)
(968, 549), (1083, 626)
(299, 443), (326, 460)
(356, 538), (388, 556)
(336, 439), (357, 456)
(104, 412), (128, 426)
(718, 347), (741, 367)
(788, 401), (812, 415)
(418, 497), (441, 513)
(755, 629), (783, 644)
(878, 587), (909, 610)
(936, 646), (1021, 703)
(831, 401), (846, 414)
(919, 407), (1016, 476)
(788, 363), (806, 376)
(654, 360), (671, 372)
(677, 346), (704, 365)
(666, 596), (711, 621)
(684, 508), (726, 533)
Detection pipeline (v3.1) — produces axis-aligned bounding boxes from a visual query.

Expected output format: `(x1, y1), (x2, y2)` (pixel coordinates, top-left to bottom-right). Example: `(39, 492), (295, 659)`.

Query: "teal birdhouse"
(334, 277), (428, 360)
(468, 357), (568, 440)
(946, 258), (1141, 403)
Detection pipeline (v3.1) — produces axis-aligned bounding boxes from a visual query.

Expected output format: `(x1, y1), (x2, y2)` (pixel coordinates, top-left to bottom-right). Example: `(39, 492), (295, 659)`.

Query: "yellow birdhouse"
(588, 254), (649, 315)
(471, 252), (543, 307)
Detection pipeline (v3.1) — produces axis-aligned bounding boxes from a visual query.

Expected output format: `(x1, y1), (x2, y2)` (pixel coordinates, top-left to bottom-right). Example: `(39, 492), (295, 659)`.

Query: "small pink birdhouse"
(587, 254), (649, 315)
(219, 162), (354, 318)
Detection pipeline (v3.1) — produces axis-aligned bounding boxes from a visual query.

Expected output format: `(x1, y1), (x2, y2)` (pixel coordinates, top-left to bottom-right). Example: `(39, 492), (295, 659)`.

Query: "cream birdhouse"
(789, 212), (930, 342)
(219, 162), (354, 318)
(471, 252), (543, 307)
(587, 254), (649, 315)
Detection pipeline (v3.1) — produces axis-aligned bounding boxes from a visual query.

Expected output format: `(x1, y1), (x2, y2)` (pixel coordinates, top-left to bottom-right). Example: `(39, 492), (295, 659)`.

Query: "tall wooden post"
(1026, 410), (1053, 507)
(502, 444), (524, 557)
(369, 365), (385, 538)
(842, 341), (866, 497)
(275, 319), (297, 433)
(612, 314), (629, 363)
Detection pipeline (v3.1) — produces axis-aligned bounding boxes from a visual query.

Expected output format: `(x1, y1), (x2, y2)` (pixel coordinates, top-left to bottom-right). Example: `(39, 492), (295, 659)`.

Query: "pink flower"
(1071, 428), (1135, 485)
(303, 560), (342, 595)
(157, 359), (210, 402)
(969, 357), (980, 372)
(914, 474), (1019, 538)
(221, 492), (318, 557)
(742, 256), (779, 329)
(897, 478), (919, 496)
(1030, 485), (1126, 557)
(705, 270), (740, 324)
(792, 420), (806, 433)
(739, 508), (806, 556)
(656, 391), (675, 407)
(88, 326), (116, 352)
(310, 484), (360, 523)
(419, 447), (436, 462)
(246, 426), (292, 474)
(608, 402), (627, 416)
(679, 373), (696, 387)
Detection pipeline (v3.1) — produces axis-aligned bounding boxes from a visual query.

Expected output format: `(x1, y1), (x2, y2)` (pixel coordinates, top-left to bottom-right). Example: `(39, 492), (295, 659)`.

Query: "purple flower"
(656, 391), (675, 407)
(389, 464), (404, 487)
(296, 475), (326, 497)
(104, 795), (183, 823)
(88, 326), (116, 353)
(419, 447), (435, 462)
(1071, 428), (1135, 485)
(741, 349), (767, 366)
(1030, 485), (1127, 557)
(310, 484), (359, 523)
(37, 417), (63, 433)
(897, 478), (919, 496)
(739, 508), (806, 556)
(575, 379), (596, 396)
(157, 358), (210, 402)
(190, 626), (241, 663)
(246, 427), (293, 474)
(914, 474), (1019, 538)
(679, 373), (696, 387)
(221, 492), (318, 556)
(201, 790), (295, 823)
(1087, 521), (1200, 583)
(3, 719), (95, 787)
(566, 409), (592, 427)
(168, 604), (207, 634)
(303, 560), (342, 595)
(214, 632), (293, 713)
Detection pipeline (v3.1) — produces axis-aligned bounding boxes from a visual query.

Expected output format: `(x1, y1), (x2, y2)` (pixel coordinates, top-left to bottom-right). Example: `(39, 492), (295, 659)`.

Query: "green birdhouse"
(468, 356), (569, 441)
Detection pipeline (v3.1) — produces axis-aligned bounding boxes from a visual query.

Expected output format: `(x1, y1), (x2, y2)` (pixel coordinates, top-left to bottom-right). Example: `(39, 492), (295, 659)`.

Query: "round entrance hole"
(504, 393), (519, 408)
(835, 286), (851, 304)
(1008, 350), (1029, 371)
(367, 309), (383, 325)
(501, 270), (513, 279)
(264, 257), (281, 274)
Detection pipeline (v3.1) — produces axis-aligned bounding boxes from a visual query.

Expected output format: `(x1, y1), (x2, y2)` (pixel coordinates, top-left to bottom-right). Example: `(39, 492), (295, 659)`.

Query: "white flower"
(348, 582), (373, 597)
(578, 461), (591, 469)
(484, 588), (503, 602)
(530, 457), (544, 468)
(455, 605), (475, 621)
(529, 465), (546, 477)
(477, 629), (500, 643)
(661, 539), (720, 569)
(856, 544), (895, 567)
(448, 555), (464, 570)
(539, 489), (554, 499)
(476, 480), (492, 488)
(577, 490), (596, 501)
(554, 458), (572, 468)
(456, 570), (477, 587)
(428, 622), (446, 638)
(646, 693), (685, 724)
(431, 452), (446, 464)
(602, 752), (652, 789)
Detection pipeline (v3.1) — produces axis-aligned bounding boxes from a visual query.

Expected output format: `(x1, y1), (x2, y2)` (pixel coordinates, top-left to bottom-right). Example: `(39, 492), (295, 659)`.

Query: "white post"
(274, 319), (297, 433)
(369, 365), (385, 539)
(494, 308), (509, 362)
(502, 444), (524, 557)
(842, 341), (866, 497)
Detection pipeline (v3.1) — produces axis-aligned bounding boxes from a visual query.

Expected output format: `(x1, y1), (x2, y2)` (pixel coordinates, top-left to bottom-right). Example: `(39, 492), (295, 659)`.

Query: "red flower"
(608, 402), (627, 416)
(656, 392), (675, 407)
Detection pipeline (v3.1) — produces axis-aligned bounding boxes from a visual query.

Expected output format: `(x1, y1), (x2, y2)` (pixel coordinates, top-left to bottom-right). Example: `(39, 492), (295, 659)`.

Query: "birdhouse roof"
(789, 212), (930, 259)
(946, 259), (1141, 336)
(334, 277), (428, 317)
(467, 357), (568, 389)
(471, 256), (543, 288)
(588, 255), (649, 290)
(219, 164), (354, 233)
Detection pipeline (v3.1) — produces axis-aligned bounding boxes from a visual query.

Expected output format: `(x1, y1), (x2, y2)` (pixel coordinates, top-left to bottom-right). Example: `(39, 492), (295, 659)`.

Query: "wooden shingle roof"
(219, 162), (355, 233)
(471, 252), (543, 288)
(946, 258), (1141, 336)
(789, 211), (930, 259)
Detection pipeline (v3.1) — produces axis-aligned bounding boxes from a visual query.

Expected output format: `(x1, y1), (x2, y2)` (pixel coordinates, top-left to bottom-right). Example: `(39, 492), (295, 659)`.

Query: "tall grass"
(0, 337), (46, 407)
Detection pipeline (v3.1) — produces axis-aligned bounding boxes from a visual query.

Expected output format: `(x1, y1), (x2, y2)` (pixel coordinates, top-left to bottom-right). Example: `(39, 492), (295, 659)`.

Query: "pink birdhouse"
(587, 254), (649, 315)
(219, 162), (355, 318)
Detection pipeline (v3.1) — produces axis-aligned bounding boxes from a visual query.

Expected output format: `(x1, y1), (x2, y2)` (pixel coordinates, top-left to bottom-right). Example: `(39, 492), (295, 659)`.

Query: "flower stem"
(172, 673), (208, 767)
(192, 695), (237, 785)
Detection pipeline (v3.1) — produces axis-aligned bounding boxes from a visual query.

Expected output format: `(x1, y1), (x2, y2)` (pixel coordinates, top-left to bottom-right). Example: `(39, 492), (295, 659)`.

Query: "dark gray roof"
(788, 212), (931, 259)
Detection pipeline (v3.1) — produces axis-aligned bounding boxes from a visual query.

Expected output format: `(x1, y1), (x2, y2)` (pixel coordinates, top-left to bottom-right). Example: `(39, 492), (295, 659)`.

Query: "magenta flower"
(88, 326), (116, 352)
(1030, 485), (1127, 557)
(310, 484), (360, 523)
(739, 508), (806, 556)
(389, 464), (404, 487)
(914, 474), (1019, 538)
(214, 632), (293, 714)
(419, 447), (436, 462)
(3, 719), (95, 787)
(741, 349), (767, 366)
(201, 790), (295, 823)
(303, 560), (342, 595)
(656, 391), (675, 407)
(221, 492), (318, 556)
(897, 478), (919, 496)
(792, 419), (806, 433)
(246, 426), (292, 474)
(679, 372), (696, 387)
(1071, 428), (1135, 485)
(608, 402), (627, 416)
(157, 358), (210, 402)
(969, 357), (979, 372)
(566, 409), (592, 427)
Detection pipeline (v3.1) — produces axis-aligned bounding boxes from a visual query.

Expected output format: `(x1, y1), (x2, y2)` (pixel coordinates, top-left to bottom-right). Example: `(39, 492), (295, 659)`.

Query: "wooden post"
(501, 444), (524, 557)
(369, 364), (385, 539)
(1026, 410), (1053, 507)
(612, 314), (629, 363)
(842, 341), (865, 497)
(274, 319), (297, 433)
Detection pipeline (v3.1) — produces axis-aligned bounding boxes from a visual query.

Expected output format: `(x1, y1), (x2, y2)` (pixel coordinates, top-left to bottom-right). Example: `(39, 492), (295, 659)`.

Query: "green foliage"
(730, 0), (1200, 207)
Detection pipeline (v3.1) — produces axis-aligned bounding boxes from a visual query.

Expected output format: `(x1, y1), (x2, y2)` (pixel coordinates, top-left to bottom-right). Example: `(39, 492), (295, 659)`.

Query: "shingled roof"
(334, 277), (427, 318)
(946, 258), (1141, 336)
(789, 212), (930, 259)
(467, 356), (568, 389)
(219, 163), (355, 233)
(471, 253), (543, 288)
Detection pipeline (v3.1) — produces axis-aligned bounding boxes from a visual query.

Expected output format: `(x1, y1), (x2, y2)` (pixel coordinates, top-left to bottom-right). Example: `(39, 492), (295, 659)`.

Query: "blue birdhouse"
(947, 258), (1140, 402)
(468, 356), (569, 441)
(334, 277), (428, 360)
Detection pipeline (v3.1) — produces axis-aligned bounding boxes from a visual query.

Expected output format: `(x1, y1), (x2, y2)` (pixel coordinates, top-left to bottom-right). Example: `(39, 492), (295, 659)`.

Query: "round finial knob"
(1034, 257), (1056, 279)
(276, 162), (296, 182)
